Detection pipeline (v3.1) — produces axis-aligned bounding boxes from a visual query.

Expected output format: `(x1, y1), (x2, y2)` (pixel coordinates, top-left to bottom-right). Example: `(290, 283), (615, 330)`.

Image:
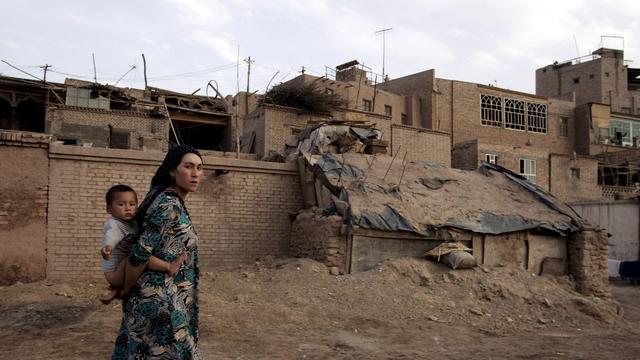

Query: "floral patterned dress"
(112, 191), (200, 360)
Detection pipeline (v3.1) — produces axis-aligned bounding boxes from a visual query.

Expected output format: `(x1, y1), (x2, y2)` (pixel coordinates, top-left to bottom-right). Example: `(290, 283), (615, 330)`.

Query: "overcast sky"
(1, 0), (638, 96)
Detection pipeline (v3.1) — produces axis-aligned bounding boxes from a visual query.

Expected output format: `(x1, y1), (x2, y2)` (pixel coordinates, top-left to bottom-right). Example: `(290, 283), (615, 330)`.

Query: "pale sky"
(1, 0), (638, 96)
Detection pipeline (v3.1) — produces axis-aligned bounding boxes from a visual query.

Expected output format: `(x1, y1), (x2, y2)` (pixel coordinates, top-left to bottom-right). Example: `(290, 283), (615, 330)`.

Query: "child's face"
(107, 191), (137, 221)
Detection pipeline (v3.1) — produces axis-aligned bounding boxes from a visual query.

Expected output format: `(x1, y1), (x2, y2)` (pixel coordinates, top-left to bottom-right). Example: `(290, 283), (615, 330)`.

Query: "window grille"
(481, 94), (502, 127)
(527, 103), (547, 133)
(505, 98), (526, 130)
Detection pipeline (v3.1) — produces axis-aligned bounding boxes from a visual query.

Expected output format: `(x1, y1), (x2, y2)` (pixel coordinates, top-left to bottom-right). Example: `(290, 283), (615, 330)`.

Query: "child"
(99, 184), (186, 304)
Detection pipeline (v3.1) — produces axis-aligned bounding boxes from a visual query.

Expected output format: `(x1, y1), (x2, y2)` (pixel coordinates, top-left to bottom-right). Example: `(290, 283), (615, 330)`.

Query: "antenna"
(92, 53), (97, 83)
(114, 65), (136, 86)
(573, 34), (580, 58)
(375, 27), (393, 81)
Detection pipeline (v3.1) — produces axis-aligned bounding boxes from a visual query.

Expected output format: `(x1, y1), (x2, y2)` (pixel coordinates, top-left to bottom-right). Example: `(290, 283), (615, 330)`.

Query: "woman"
(113, 145), (204, 360)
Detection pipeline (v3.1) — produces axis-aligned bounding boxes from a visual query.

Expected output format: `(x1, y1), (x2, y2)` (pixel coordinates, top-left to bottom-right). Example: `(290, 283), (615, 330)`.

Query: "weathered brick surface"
(569, 226), (611, 298)
(46, 106), (168, 149)
(390, 124), (451, 166)
(549, 154), (601, 202)
(290, 210), (347, 273)
(0, 130), (50, 284)
(46, 145), (303, 281)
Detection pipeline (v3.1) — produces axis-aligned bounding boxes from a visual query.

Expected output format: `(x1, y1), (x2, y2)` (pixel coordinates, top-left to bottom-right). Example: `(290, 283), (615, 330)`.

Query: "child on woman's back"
(99, 184), (186, 304)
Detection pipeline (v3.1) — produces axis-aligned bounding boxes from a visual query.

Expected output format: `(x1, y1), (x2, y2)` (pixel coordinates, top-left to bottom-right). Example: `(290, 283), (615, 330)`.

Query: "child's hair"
(105, 184), (137, 206)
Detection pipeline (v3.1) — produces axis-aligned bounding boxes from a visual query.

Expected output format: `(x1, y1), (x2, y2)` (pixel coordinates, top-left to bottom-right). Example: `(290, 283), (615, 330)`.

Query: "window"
(559, 117), (568, 137)
(480, 94), (547, 133)
(610, 119), (632, 145)
(573, 77), (580, 84)
(362, 99), (372, 112)
(571, 168), (581, 179)
(485, 154), (497, 164)
(325, 88), (334, 95)
(481, 94), (502, 127)
(527, 103), (547, 133)
(519, 159), (537, 183)
(401, 113), (409, 125)
(504, 98), (526, 130)
(384, 105), (392, 117)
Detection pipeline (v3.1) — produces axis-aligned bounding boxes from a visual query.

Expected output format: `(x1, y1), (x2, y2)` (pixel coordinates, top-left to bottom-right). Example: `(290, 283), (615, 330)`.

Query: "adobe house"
(290, 125), (609, 297)
(240, 61), (451, 164)
(0, 75), (235, 152)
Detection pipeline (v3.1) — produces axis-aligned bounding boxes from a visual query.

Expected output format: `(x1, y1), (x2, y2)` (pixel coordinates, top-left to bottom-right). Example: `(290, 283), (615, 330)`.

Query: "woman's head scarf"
(136, 145), (202, 228)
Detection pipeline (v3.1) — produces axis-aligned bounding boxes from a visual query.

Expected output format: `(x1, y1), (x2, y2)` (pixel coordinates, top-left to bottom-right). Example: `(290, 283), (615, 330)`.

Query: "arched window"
(480, 94), (502, 127)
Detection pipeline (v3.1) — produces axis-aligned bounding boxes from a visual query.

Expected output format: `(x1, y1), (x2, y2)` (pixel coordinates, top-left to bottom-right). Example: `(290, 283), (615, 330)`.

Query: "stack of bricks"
(568, 226), (611, 298)
(0, 130), (51, 148)
(290, 209), (347, 274)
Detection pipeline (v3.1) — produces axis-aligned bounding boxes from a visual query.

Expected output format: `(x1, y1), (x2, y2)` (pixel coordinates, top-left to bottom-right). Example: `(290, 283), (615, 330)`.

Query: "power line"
(1, 60), (43, 81)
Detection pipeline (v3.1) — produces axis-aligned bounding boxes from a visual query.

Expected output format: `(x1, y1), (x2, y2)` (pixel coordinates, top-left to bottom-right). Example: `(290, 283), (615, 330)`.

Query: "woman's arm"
(121, 263), (145, 296)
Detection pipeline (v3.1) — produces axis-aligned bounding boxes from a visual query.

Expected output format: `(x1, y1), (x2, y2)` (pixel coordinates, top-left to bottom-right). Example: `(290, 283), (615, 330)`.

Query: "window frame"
(485, 153), (497, 164)
(480, 94), (503, 127)
(384, 105), (392, 117)
(362, 99), (372, 112)
(559, 116), (568, 137)
(519, 158), (537, 183)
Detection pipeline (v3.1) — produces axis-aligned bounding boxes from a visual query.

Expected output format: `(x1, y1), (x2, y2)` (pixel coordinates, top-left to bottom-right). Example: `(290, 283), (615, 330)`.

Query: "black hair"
(105, 184), (137, 206)
(136, 145), (202, 228)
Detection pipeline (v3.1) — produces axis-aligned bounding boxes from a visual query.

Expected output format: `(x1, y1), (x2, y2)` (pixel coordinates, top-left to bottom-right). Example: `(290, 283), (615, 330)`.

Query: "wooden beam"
(169, 111), (229, 126)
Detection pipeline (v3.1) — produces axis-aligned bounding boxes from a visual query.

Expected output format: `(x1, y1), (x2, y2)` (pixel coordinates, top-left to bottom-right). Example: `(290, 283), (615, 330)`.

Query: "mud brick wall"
(46, 106), (168, 150)
(390, 124), (451, 166)
(290, 210), (347, 273)
(46, 145), (303, 281)
(569, 226), (611, 298)
(0, 130), (50, 285)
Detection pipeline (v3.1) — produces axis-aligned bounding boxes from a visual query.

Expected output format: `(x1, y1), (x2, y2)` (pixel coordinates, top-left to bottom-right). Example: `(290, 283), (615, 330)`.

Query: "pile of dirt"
(1, 257), (638, 359)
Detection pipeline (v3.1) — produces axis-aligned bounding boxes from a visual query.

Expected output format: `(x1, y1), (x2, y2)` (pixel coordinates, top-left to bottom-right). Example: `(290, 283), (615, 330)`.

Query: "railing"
(601, 185), (638, 199)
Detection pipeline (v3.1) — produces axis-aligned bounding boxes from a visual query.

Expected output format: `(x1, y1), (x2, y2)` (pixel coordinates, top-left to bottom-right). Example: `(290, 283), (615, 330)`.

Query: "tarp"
(306, 149), (584, 238)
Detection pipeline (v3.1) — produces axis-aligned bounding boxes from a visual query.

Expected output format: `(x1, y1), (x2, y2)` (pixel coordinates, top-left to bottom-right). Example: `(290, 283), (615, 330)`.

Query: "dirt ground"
(1, 257), (639, 359)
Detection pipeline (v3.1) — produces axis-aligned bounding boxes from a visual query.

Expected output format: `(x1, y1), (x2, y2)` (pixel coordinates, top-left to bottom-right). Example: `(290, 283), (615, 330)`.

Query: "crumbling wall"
(569, 226), (610, 298)
(451, 139), (479, 170)
(0, 130), (50, 284)
(46, 106), (167, 149)
(290, 210), (347, 273)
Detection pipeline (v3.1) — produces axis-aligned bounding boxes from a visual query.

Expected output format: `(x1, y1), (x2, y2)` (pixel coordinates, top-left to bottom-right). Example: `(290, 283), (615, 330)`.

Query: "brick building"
(241, 61), (451, 166)
(379, 70), (599, 202)
(537, 47), (640, 195)
(0, 75), (236, 152)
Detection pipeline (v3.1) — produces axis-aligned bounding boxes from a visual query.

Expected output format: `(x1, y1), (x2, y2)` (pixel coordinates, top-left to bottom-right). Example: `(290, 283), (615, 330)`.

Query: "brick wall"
(290, 210), (347, 273)
(0, 130), (50, 284)
(390, 124), (451, 166)
(569, 226), (610, 298)
(46, 145), (303, 281)
(264, 105), (328, 158)
(46, 105), (168, 149)
(549, 154), (601, 202)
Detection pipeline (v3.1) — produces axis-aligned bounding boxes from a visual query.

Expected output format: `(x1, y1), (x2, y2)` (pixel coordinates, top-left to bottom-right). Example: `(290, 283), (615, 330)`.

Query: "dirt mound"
(1, 257), (637, 359)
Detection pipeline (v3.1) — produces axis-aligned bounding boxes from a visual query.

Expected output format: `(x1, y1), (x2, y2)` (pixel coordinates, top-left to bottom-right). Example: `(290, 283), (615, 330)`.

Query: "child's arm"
(147, 254), (187, 277)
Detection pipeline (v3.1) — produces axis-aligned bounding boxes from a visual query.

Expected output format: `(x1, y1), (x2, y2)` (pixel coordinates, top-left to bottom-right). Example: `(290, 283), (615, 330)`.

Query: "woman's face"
(170, 153), (203, 197)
